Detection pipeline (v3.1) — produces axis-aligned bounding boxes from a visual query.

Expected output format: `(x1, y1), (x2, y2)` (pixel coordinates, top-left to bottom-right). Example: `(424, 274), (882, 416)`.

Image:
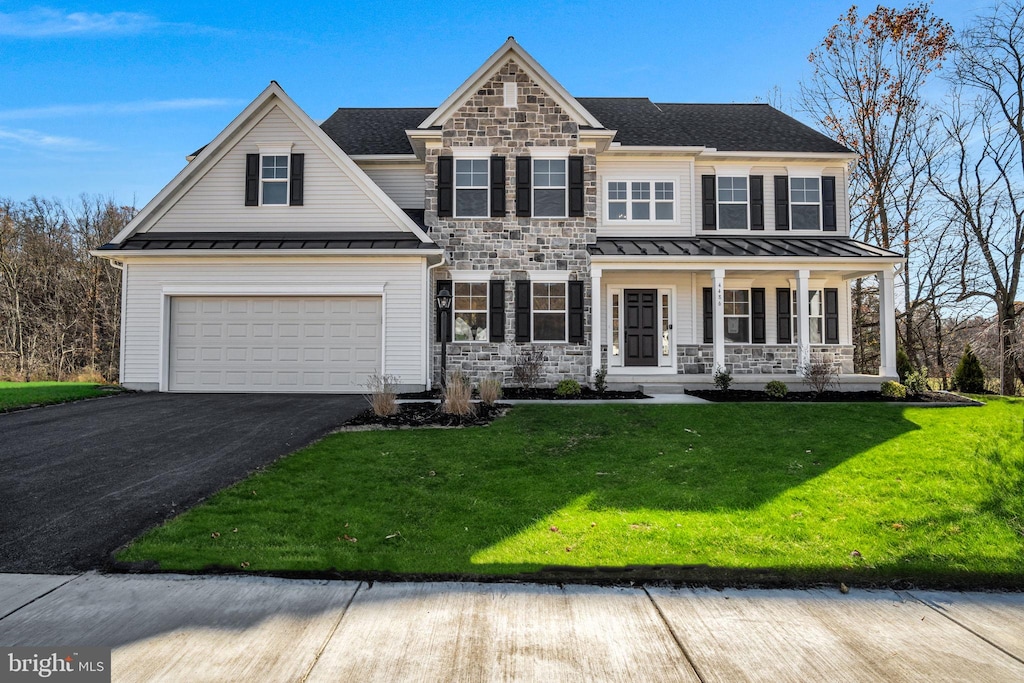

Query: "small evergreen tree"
(952, 344), (985, 393)
(896, 347), (913, 383)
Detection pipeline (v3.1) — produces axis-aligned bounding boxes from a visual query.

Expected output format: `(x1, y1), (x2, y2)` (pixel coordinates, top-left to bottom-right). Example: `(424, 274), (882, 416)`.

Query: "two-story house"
(97, 38), (902, 393)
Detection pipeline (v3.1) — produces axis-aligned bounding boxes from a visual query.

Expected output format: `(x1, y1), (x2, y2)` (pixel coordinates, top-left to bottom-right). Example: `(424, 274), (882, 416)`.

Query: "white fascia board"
(605, 145), (708, 155)
(348, 154), (421, 162)
(418, 37), (603, 129)
(589, 255), (905, 269)
(91, 249), (443, 261)
(697, 150), (859, 162)
(113, 83), (436, 246)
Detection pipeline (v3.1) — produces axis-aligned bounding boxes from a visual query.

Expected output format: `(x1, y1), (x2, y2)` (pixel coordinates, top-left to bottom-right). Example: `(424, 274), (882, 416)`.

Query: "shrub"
(555, 379), (582, 398)
(881, 380), (908, 399)
(442, 371), (473, 416)
(713, 368), (733, 391)
(904, 367), (929, 395)
(478, 377), (502, 406)
(764, 380), (789, 399)
(511, 347), (545, 389)
(801, 354), (839, 395)
(365, 372), (399, 417)
(74, 367), (106, 384)
(952, 344), (985, 393)
(896, 347), (913, 383)
(594, 366), (608, 394)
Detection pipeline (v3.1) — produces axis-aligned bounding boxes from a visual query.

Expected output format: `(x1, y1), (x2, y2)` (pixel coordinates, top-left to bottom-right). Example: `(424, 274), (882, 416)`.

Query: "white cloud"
(0, 98), (244, 120)
(0, 8), (157, 37)
(0, 127), (105, 151)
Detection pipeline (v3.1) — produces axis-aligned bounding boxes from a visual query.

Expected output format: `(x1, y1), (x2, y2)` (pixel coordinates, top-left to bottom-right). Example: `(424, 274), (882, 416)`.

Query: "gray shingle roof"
(99, 232), (437, 251)
(317, 99), (851, 155)
(588, 237), (902, 259)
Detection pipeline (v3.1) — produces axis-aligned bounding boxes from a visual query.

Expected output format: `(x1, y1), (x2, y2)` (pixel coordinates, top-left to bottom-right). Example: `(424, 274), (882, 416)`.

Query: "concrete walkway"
(1, 573), (1022, 682)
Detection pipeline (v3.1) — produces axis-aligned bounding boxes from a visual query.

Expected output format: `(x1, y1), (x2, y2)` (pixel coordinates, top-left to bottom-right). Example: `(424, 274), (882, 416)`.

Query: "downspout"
(425, 256), (446, 391)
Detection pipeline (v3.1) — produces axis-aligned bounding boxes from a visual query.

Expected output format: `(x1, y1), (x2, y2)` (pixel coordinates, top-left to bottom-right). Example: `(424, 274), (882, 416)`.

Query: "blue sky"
(1, 0), (984, 206)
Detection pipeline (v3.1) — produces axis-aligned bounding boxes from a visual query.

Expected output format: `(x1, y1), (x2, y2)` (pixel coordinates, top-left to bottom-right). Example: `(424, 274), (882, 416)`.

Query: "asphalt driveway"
(0, 392), (365, 573)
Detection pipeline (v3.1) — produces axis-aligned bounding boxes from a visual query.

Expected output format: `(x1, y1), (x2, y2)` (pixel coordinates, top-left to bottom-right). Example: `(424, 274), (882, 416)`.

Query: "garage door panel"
(169, 296), (381, 392)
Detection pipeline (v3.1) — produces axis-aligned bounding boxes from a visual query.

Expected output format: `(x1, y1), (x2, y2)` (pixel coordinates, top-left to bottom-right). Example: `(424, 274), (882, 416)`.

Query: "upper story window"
(454, 282), (489, 342)
(455, 159), (489, 217)
(790, 177), (821, 230)
(533, 159), (567, 218)
(261, 155), (289, 205)
(607, 181), (674, 222)
(717, 177), (747, 229)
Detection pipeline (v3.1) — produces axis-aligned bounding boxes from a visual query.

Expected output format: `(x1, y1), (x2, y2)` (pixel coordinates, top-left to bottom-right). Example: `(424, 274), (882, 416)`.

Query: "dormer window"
(261, 155), (289, 205)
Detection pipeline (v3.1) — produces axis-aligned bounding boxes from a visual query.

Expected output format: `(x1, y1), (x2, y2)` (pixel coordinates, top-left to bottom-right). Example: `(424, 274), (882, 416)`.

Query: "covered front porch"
(587, 237), (904, 391)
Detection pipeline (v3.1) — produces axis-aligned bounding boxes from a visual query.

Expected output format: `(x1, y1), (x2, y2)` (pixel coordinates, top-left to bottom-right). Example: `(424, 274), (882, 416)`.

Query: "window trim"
(530, 279), (568, 343)
(723, 288), (751, 345)
(452, 280), (490, 343)
(532, 157), (568, 219)
(604, 178), (676, 224)
(716, 176), (749, 231)
(454, 157), (490, 218)
(791, 288), (825, 345)
(789, 175), (822, 231)
(259, 154), (290, 207)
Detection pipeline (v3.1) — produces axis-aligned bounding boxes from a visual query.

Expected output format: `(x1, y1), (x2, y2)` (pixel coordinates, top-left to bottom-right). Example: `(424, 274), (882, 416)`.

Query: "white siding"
(121, 258), (426, 390)
(357, 163), (426, 209)
(151, 106), (401, 232)
(596, 157), (694, 237)
(695, 164), (850, 236)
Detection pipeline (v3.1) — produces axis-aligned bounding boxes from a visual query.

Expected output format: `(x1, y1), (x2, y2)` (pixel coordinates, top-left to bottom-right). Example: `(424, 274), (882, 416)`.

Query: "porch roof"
(588, 237), (903, 260)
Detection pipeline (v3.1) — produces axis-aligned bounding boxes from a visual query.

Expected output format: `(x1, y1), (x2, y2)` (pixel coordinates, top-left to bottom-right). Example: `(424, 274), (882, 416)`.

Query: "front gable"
(112, 83), (431, 244)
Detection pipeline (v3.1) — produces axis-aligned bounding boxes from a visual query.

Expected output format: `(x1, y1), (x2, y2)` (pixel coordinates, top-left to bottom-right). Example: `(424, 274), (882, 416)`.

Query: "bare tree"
(930, 1), (1024, 394)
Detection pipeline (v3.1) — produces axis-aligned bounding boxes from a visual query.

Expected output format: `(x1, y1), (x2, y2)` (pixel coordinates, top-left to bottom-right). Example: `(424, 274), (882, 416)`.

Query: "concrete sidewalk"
(1, 573), (1022, 682)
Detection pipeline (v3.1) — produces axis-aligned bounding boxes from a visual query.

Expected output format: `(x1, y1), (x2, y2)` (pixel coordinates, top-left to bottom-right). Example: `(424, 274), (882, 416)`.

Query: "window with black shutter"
(437, 156), (453, 218)
(701, 175), (716, 230)
(776, 288), (791, 343)
(824, 288), (839, 343)
(774, 176), (789, 230)
(490, 156), (505, 218)
(514, 280), (531, 341)
(289, 153), (304, 206)
(489, 280), (505, 342)
(750, 176), (764, 230)
(822, 176), (837, 231)
(702, 287), (714, 343)
(245, 154), (259, 206)
(751, 288), (766, 343)
(568, 156), (585, 217)
(568, 280), (584, 342)
(515, 157), (531, 217)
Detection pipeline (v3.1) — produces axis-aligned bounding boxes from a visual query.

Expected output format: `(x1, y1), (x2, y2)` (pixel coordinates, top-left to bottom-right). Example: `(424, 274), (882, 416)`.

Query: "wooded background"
(1, 2), (1022, 393)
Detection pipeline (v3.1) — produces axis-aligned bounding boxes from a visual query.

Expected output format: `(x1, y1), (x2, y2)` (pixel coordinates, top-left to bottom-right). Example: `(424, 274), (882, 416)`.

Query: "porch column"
(713, 268), (725, 372)
(796, 269), (811, 370)
(591, 267), (602, 379)
(878, 267), (897, 378)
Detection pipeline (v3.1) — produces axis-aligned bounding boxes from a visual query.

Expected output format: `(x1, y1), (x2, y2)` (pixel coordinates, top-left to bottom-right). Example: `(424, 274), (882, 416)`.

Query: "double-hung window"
(723, 289), (750, 343)
(455, 159), (489, 217)
(533, 159), (567, 217)
(532, 281), (567, 342)
(717, 177), (748, 229)
(790, 177), (821, 230)
(792, 290), (824, 344)
(453, 282), (488, 342)
(607, 181), (674, 221)
(261, 155), (289, 205)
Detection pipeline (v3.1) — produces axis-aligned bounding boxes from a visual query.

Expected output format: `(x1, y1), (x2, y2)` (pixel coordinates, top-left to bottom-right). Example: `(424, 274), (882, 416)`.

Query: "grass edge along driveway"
(0, 381), (115, 412)
(118, 399), (1024, 588)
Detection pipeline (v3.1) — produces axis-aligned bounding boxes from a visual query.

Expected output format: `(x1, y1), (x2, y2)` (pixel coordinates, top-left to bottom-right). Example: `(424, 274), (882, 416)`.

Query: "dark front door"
(624, 289), (658, 367)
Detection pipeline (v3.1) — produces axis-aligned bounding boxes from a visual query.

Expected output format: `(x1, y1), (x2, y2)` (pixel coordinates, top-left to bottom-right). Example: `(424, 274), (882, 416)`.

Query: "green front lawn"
(0, 381), (113, 411)
(119, 399), (1024, 586)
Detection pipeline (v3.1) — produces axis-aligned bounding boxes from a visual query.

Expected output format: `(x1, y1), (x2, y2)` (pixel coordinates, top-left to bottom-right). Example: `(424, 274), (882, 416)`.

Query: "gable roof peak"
(418, 38), (602, 129)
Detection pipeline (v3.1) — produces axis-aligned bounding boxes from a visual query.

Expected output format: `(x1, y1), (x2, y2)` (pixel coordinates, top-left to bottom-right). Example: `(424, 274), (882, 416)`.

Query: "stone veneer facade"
(677, 344), (855, 375)
(425, 59), (597, 386)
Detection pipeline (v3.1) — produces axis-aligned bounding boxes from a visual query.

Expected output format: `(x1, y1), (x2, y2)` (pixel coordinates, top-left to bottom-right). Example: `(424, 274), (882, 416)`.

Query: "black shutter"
(751, 288), (766, 344)
(776, 288), (792, 343)
(822, 176), (837, 231)
(245, 153), (259, 206)
(701, 175), (716, 230)
(435, 279), (452, 342)
(515, 156), (532, 217)
(774, 176), (789, 230)
(568, 156), (585, 217)
(289, 153), (304, 206)
(568, 280), (585, 343)
(824, 288), (839, 344)
(490, 156), (506, 217)
(489, 280), (505, 343)
(437, 156), (453, 218)
(514, 280), (531, 341)
(750, 176), (764, 230)
(702, 287), (714, 343)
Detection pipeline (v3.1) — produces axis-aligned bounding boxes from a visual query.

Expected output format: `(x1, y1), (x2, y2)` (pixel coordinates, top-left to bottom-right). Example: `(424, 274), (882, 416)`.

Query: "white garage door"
(169, 296), (382, 392)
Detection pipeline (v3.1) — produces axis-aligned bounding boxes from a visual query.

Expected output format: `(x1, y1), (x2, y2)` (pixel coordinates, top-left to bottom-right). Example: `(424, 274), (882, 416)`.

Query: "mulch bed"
(343, 401), (509, 429)
(687, 389), (980, 404)
(399, 387), (649, 400)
